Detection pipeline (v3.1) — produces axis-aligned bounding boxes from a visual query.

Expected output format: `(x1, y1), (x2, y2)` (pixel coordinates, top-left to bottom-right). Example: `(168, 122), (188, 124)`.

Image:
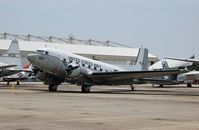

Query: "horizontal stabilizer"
(0, 64), (17, 69)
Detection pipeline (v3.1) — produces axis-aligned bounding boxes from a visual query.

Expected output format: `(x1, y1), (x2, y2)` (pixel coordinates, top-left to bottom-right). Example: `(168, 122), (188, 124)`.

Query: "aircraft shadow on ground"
(27, 87), (199, 97)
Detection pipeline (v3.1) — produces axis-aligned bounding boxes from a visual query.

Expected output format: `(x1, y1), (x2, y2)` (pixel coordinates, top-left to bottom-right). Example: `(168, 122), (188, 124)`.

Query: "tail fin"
(190, 55), (195, 59)
(0, 40), (22, 69)
(134, 47), (148, 71)
(161, 60), (170, 70)
(7, 40), (20, 57)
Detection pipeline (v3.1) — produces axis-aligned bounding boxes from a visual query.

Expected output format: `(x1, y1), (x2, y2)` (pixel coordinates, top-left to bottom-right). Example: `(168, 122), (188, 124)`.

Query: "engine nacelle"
(69, 67), (81, 78)
(66, 63), (81, 78)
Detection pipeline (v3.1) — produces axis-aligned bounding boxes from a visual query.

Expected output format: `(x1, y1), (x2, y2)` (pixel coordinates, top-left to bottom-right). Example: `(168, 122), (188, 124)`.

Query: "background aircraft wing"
(0, 64), (17, 69)
(89, 70), (185, 85)
(166, 57), (199, 63)
(0, 69), (23, 77)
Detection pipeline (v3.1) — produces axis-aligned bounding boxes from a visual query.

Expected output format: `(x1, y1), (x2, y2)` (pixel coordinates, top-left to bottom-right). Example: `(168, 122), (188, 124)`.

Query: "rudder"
(134, 47), (148, 71)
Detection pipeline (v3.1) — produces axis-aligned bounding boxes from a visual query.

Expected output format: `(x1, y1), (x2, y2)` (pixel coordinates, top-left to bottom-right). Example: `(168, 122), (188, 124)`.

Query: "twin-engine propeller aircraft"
(27, 47), (184, 93)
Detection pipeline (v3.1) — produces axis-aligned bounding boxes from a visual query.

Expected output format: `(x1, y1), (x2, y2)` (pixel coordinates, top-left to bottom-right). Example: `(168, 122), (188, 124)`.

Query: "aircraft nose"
(27, 53), (39, 63)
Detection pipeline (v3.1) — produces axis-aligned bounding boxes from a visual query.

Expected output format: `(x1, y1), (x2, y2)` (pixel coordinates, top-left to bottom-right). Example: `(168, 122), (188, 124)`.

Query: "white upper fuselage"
(148, 59), (193, 70)
(29, 48), (124, 76)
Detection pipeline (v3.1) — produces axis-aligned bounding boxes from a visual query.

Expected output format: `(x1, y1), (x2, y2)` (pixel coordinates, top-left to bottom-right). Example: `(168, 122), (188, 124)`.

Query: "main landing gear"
(48, 84), (58, 92)
(187, 83), (192, 87)
(17, 81), (20, 85)
(130, 84), (135, 91)
(6, 81), (20, 85)
(81, 84), (91, 93)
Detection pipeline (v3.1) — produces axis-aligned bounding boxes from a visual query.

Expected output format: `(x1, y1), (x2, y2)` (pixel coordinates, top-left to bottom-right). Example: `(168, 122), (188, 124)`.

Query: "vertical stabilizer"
(161, 60), (170, 70)
(134, 48), (148, 71)
(7, 40), (20, 56)
(0, 40), (22, 69)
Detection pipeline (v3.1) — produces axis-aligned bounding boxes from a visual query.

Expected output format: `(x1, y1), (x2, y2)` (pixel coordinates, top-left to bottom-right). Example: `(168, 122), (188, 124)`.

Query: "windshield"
(36, 50), (49, 55)
(36, 50), (45, 54)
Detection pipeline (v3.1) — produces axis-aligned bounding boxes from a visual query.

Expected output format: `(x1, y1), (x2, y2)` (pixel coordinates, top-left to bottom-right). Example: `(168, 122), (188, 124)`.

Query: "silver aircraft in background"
(27, 47), (183, 93)
(148, 57), (199, 87)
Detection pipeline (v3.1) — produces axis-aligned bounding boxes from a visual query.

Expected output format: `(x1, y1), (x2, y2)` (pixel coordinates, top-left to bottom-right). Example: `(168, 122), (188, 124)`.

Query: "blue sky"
(1, 0), (199, 58)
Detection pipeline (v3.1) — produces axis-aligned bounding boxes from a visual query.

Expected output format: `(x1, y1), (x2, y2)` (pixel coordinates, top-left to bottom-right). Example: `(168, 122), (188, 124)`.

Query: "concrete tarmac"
(1, 83), (199, 130)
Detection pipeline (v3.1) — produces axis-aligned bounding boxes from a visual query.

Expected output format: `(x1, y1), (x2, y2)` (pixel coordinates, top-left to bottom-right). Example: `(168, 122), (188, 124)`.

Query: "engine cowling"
(66, 63), (81, 78)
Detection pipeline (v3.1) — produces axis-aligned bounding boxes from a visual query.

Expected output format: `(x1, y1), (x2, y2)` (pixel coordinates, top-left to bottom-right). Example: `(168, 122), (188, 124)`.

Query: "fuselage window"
(100, 68), (103, 71)
(94, 67), (97, 70)
(82, 64), (85, 67)
(88, 65), (91, 69)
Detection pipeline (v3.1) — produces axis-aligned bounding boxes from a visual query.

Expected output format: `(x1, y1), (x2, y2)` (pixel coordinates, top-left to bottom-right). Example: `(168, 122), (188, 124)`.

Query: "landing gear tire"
(187, 83), (192, 87)
(16, 81), (20, 85)
(159, 84), (164, 87)
(130, 84), (135, 91)
(49, 84), (58, 92)
(7, 82), (9, 85)
(81, 85), (91, 93)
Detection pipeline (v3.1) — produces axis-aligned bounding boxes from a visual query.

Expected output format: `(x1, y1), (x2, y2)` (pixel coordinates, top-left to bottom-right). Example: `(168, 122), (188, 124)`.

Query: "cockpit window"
(36, 50), (49, 55)
(36, 50), (45, 54)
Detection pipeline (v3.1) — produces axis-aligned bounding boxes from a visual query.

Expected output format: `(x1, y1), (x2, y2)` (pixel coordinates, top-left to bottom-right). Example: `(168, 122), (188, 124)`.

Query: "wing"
(88, 70), (185, 85)
(0, 64), (17, 69)
(0, 69), (23, 78)
(166, 57), (199, 63)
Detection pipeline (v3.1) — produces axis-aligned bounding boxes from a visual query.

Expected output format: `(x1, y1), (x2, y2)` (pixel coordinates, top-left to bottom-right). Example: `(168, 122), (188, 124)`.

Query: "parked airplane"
(2, 63), (33, 85)
(27, 47), (184, 93)
(0, 40), (22, 78)
(0, 62), (19, 77)
(0, 40), (33, 85)
(148, 58), (199, 87)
